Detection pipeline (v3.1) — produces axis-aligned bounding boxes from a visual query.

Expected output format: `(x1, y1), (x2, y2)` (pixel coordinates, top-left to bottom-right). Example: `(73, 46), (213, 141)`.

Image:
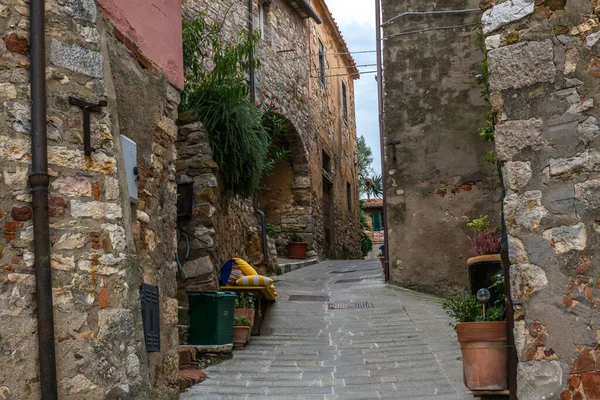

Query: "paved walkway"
(181, 260), (470, 399)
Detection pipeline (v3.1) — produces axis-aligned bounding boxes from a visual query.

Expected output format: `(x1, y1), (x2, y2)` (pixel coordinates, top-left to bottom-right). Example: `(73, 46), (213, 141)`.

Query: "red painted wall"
(97, 0), (184, 89)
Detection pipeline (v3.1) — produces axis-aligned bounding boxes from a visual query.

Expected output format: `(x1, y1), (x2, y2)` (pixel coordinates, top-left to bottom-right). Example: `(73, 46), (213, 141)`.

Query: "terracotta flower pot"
(233, 326), (251, 350)
(234, 308), (255, 327)
(457, 321), (508, 391)
(288, 242), (308, 259)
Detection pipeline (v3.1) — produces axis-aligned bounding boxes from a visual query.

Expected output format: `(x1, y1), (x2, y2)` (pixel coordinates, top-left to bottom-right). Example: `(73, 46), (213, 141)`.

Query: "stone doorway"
(258, 118), (313, 258)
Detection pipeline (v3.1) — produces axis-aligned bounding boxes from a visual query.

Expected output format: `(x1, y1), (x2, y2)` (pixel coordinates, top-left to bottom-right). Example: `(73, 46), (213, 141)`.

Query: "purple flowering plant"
(467, 215), (501, 256)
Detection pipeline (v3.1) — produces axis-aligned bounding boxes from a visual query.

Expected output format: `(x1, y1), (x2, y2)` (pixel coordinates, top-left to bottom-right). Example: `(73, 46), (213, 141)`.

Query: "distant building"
(362, 198), (384, 245)
(381, 0), (499, 294)
(183, 0), (362, 261)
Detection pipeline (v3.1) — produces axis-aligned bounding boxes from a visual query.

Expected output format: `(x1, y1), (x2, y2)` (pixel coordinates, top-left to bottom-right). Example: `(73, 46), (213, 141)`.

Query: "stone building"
(481, 0), (600, 398)
(381, 0), (500, 294)
(0, 0), (183, 398)
(179, 0), (362, 268)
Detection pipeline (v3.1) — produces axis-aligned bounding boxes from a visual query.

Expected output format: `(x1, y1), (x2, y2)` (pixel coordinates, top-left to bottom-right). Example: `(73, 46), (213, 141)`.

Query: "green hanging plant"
(180, 14), (286, 198)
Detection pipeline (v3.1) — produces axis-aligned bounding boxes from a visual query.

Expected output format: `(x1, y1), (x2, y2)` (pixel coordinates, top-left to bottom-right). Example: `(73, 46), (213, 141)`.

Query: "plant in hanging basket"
(467, 215), (501, 256)
(442, 274), (508, 391)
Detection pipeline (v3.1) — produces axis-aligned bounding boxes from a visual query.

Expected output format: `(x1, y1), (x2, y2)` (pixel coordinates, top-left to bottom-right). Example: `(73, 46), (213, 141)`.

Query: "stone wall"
(482, 0), (600, 398)
(309, 0), (362, 260)
(183, 0), (361, 261)
(381, 0), (500, 294)
(0, 1), (181, 398)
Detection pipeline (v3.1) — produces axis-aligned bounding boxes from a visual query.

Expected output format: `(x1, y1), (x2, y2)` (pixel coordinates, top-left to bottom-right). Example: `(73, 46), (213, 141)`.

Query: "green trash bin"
(187, 291), (237, 345)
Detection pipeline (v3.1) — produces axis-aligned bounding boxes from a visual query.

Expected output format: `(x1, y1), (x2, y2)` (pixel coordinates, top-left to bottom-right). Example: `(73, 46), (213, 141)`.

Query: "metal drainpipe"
(375, 0), (390, 282)
(30, 0), (58, 398)
(248, 0), (269, 265)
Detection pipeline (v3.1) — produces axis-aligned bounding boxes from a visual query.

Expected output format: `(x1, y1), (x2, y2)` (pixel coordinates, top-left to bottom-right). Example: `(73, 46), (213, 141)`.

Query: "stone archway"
(258, 117), (313, 257)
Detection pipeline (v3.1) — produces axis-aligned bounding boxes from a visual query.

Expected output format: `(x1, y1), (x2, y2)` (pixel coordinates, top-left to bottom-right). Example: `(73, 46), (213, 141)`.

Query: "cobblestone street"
(181, 260), (470, 399)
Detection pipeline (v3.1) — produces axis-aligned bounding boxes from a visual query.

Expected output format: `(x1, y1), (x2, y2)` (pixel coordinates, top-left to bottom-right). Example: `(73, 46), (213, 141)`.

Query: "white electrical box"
(120, 135), (138, 202)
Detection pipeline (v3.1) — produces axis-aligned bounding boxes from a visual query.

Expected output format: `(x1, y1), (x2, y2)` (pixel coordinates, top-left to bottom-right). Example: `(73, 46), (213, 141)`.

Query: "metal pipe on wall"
(248, 0), (270, 266)
(30, 0), (58, 398)
(375, 0), (390, 282)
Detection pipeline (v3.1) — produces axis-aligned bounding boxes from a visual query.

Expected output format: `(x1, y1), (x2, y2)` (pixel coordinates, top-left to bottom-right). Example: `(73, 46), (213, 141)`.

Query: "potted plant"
(377, 243), (385, 268)
(467, 215), (503, 304)
(234, 293), (256, 329)
(467, 215), (502, 262)
(442, 274), (508, 391)
(232, 316), (252, 350)
(287, 232), (308, 259)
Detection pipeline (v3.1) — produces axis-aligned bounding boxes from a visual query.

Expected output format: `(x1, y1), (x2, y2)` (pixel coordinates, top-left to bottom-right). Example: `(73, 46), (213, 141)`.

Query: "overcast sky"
(326, 0), (381, 175)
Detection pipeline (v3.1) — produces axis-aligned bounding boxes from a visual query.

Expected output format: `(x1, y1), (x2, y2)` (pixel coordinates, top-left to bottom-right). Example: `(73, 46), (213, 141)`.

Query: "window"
(318, 39), (326, 88)
(346, 182), (352, 211)
(322, 150), (331, 173)
(342, 79), (348, 123)
(372, 212), (382, 232)
(258, 3), (265, 39)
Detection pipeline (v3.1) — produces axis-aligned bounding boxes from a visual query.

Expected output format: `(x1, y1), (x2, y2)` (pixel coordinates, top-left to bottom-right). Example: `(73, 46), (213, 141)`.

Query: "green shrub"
(234, 316), (251, 326)
(181, 14), (287, 198)
(360, 231), (373, 257)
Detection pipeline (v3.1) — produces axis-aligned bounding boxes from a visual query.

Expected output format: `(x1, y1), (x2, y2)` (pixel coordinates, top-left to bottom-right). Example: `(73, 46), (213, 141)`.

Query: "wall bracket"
(69, 96), (107, 156)
(387, 140), (401, 162)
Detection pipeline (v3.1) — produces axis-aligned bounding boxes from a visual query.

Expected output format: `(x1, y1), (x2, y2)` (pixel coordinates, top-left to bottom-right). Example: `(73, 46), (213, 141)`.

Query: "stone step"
(278, 257), (319, 274)
(179, 369), (206, 392)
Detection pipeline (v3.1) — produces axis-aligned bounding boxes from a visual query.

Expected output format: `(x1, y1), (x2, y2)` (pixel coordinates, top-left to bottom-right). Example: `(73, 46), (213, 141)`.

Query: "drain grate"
(328, 301), (374, 310)
(334, 278), (363, 284)
(329, 270), (357, 274)
(289, 295), (330, 302)
(260, 328), (275, 336)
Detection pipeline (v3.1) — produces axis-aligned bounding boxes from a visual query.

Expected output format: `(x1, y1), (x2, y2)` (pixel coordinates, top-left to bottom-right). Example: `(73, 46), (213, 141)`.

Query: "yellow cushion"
(234, 258), (258, 276)
(236, 275), (273, 287)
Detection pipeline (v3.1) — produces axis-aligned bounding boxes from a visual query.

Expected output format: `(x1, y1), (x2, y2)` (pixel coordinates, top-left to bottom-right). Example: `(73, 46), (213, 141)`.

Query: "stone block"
(509, 235), (529, 264)
(10, 206), (31, 221)
(488, 41), (555, 91)
(517, 361), (564, 400)
(503, 161), (532, 192)
(578, 117), (600, 144)
(183, 256), (214, 279)
(70, 200), (122, 220)
(550, 149), (600, 177)
(543, 185), (576, 214)
(61, 0), (97, 22)
(51, 253), (76, 271)
(53, 233), (86, 250)
(495, 119), (545, 161)
(51, 176), (92, 197)
(60, 374), (97, 395)
(511, 263), (548, 302)
(575, 178), (600, 211)
(543, 223), (587, 254)
(482, 0), (535, 34)
(104, 176), (120, 200)
(504, 191), (548, 232)
(50, 39), (103, 78)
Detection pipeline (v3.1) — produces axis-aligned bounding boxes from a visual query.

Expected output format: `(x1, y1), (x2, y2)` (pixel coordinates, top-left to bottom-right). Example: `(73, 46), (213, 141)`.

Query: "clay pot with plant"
(466, 215), (503, 305)
(287, 232), (308, 259)
(234, 293), (256, 328)
(233, 316), (252, 350)
(442, 274), (508, 391)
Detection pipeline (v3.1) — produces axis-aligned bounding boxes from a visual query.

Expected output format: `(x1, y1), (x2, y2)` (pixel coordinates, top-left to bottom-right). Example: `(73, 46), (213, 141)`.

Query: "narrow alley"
(181, 260), (470, 399)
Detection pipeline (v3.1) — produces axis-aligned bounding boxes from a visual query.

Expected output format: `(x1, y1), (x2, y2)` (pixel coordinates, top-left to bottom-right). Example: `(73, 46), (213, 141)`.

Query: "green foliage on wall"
(181, 14), (287, 198)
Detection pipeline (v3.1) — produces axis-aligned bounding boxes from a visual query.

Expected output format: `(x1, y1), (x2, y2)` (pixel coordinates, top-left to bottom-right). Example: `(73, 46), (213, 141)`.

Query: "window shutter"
(372, 212), (382, 231)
